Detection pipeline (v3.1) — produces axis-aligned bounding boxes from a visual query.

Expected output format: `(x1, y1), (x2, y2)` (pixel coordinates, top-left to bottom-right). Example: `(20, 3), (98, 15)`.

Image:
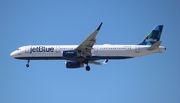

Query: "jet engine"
(66, 60), (84, 68)
(62, 50), (79, 58)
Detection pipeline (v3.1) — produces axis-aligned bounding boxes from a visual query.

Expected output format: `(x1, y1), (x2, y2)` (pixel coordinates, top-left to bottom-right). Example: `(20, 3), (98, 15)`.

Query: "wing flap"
(89, 61), (102, 65)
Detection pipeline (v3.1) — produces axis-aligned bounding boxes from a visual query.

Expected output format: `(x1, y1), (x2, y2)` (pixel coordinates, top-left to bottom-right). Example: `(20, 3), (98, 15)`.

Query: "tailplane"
(139, 25), (163, 45)
(147, 41), (162, 50)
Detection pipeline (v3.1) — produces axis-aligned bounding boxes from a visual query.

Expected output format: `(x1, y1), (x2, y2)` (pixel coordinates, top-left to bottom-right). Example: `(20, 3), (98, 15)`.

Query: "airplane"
(10, 22), (166, 71)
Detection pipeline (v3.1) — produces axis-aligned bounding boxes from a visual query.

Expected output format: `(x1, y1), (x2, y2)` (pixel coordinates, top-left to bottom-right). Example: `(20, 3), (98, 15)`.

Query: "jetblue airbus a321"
(10, 23), (166, 71)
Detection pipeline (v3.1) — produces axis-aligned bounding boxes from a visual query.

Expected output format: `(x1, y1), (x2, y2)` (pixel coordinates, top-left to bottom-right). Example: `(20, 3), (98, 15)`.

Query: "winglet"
(147, 41), (162, 50)
(103, 59), (108, 64)
(96, 22), (103, 31)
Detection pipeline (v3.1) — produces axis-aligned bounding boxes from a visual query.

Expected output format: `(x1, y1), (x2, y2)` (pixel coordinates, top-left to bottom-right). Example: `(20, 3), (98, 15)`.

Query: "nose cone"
(10, 51), (16, 58)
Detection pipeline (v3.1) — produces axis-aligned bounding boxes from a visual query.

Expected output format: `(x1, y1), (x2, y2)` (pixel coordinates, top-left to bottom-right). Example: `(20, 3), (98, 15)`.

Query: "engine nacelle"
(62, 50), (78, 58)
(66, 60), (84, 68)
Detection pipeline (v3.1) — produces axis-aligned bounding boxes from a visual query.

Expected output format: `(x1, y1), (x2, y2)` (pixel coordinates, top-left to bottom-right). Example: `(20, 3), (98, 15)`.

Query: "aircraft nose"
(10, 51), (16, 58)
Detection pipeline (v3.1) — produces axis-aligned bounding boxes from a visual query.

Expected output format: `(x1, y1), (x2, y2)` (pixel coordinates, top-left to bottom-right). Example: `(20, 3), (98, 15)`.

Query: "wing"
(75, 22), (103, 56)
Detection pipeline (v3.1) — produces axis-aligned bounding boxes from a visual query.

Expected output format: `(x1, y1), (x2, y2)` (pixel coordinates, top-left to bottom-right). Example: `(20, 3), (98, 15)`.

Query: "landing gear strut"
(26, 60), (30, 67)
(84, 59), (90, 71)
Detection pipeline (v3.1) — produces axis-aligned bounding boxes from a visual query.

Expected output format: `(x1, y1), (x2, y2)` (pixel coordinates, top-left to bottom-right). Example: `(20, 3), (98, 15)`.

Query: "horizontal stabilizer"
(147, 41), (162, 50)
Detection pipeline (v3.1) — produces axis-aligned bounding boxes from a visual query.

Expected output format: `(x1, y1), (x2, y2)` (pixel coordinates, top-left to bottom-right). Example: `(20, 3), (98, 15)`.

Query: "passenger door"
(56, 46), (60, 53)
(25, 46), (30, 53)
(135, 46), (140, 53)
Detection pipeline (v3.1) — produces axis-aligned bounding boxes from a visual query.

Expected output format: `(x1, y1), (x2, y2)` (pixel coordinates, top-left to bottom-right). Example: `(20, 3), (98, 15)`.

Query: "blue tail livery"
(139, 25), (163, 45)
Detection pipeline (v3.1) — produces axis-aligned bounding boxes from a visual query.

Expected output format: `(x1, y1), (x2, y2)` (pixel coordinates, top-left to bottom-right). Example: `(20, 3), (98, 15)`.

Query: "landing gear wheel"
(26, 64), (29, 67)
(86, 66), (90, 71)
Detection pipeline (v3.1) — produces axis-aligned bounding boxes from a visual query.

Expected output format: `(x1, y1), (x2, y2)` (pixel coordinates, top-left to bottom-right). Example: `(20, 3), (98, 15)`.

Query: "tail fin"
(139, 25), (163, 45)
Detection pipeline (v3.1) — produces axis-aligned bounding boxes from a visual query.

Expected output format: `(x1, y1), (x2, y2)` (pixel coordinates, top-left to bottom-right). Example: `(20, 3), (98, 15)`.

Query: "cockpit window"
(17, 48), (20, 50)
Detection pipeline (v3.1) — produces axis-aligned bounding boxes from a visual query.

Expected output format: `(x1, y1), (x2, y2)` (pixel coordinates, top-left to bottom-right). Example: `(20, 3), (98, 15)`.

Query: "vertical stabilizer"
(139, 25), (163, 45)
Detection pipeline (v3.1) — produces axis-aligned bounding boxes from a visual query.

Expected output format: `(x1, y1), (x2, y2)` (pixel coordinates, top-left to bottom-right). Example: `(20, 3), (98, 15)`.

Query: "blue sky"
(1, 0), (180, 103)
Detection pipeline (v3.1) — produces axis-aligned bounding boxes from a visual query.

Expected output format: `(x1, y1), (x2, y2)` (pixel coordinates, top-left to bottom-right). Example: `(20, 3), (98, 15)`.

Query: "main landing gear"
(86, 65), (90, 71)
(26, 60), (30, 67)
(84, 60), (90, 71)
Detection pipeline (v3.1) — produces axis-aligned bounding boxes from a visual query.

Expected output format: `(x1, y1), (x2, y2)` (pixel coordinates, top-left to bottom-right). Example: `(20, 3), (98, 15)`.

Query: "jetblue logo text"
(30, 46), (54, 54)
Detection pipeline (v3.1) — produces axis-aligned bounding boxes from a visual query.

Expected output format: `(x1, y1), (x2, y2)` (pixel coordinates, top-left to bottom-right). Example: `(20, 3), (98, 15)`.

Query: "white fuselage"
(9, 23), (166, 70)
(10, 44), (166, 60)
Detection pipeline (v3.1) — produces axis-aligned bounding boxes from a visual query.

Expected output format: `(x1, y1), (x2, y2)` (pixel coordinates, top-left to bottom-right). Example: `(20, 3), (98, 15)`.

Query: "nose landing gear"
(26, 60), (30, 67)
